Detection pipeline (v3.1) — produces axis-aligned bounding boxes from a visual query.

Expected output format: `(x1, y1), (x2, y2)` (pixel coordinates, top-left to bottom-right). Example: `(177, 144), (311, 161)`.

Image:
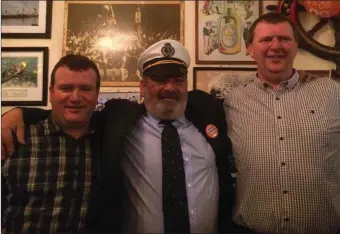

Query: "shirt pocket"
(188, 141), (216, 170)
(294, 105), (338, 144)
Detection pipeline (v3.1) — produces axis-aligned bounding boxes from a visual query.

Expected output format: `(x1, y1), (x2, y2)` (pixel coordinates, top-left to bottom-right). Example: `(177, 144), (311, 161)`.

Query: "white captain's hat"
(137, 39), (191, 77)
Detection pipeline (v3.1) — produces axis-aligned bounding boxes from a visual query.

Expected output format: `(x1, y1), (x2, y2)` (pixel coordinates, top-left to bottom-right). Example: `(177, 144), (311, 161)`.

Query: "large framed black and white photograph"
(193, 67), (257, 99)
(1, 1), (53, 39)
(63, 0), (184, 87)
(1, 47), (49, 106)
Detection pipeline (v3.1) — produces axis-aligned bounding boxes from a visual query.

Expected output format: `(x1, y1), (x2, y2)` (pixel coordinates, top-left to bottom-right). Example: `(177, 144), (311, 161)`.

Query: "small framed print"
(195, 0), (262, 64)
(95, 88), (141, 111)
(1, 1), (53, 39)
(193, 67), (257, 99)
(1, 47), (49, 106)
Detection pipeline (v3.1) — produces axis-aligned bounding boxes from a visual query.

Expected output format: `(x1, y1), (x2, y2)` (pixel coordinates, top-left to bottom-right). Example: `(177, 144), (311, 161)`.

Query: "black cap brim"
(143, 63), (188, 77)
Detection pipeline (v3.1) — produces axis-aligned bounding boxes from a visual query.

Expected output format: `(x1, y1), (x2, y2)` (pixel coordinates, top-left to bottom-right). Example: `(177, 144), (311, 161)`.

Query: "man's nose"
(70, 89), (81, 101)
(270, 37), (283, 48)
(163, 79), (177, 89)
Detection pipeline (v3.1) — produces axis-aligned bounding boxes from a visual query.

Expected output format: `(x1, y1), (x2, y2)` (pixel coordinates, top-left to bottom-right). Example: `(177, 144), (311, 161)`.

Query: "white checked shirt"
(224, 71), (340, 234)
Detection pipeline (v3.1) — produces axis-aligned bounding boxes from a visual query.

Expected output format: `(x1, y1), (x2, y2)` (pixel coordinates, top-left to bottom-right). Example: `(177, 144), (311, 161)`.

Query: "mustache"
(65, 105), (85, 108)
(158, 90), (180, 100)
(268, 50), (287, 57)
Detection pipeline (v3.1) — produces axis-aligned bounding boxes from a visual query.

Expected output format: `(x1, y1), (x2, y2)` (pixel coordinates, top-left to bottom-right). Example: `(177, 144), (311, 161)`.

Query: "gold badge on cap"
(206, 124), (218, 138)
(161, 43), (175, 57)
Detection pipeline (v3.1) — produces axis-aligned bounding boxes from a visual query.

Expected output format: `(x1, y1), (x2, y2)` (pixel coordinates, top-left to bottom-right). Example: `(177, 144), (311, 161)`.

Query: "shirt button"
(283, 190), (288, 194)
(188, 184), (192, 188)
(276, 97), (280, 100)
(185, 157), (189, 161)
(277, 116), (282, 119)
(284, 218), (289, 222)
(279, 137), (284, 141)
(281, 162), (286, 166)
(190, 210), (195, 214)
(311, 110), (315, 114)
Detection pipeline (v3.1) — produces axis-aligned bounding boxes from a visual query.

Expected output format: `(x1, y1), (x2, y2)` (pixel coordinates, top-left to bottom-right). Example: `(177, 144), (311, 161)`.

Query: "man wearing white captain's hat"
(111, 39), (241, 233)
(1, 39), (251, 233)
(138, 39), (191, 121)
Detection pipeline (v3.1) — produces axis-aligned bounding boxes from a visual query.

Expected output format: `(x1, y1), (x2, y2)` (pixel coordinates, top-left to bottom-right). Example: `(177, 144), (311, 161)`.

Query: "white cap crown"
(137, 39), (190, 73)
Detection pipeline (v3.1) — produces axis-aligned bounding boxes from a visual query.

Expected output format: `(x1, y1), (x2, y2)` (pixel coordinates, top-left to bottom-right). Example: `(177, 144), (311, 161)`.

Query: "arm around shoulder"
(2, 107), (51, 125)
(21, 107), (51, 125)
(1, 107), (50, 158)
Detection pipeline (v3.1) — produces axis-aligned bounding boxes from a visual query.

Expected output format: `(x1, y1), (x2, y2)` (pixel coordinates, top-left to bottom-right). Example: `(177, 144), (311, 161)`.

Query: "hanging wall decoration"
(63, 1), (184, 87)
(195, 0), (262, 64)
(1, 47), (49, 106)
(1, 1), (52, 39)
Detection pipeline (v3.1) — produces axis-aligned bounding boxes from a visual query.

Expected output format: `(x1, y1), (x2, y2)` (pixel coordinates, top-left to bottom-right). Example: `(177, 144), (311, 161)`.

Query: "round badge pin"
(206, 124), (218, 138)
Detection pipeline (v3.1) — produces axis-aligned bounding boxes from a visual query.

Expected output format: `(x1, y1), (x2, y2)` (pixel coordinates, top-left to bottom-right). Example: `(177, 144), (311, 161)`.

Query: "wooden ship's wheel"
(267, 0), (340, 77)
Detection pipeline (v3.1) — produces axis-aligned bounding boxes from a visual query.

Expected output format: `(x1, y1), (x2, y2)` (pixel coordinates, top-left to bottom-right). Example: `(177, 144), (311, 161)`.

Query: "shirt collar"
(254, 69), (299, 91)
(43, 115), (62, 135)
(145, 112), (186, 127)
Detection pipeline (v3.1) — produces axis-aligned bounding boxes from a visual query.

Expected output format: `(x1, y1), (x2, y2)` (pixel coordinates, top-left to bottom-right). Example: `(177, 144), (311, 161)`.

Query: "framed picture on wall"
(306, 69), (340, 82)
(195, 0), (262, 64)
(1, 1), (53, 39)
(95, 88), (141, 111)
(63, 0), (184, 87)
(193, 67), (257, 99)
(1, 47), (49, 106)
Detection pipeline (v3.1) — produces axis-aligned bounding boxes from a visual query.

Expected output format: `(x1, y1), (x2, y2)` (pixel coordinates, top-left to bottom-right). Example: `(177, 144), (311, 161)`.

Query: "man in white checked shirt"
(224, 12), (340, 233)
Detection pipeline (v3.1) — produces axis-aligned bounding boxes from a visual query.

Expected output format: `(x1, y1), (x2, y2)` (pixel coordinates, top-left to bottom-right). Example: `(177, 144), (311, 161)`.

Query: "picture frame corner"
(1, 46), (49, 107)
(1, 0), (53, 39)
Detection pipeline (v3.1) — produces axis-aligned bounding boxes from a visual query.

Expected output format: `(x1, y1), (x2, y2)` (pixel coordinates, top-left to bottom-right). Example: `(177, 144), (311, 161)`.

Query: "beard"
(144, 90), (187, 120)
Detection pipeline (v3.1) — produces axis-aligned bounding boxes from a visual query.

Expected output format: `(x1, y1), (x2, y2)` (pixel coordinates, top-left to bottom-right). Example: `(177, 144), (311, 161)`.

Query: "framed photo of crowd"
(95, 88), (141, 111)
(1, 1), (53, 39)
(195, 0), (262, 64)
(193, 67), (257, 99)
(63, 1), (184, 87)
(1, 47), (49, 106)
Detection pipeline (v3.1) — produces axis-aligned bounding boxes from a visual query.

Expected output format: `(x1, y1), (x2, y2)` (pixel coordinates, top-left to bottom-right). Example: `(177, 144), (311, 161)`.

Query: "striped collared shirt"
(224, 71), (340, 233)
(2, 116), (96, 234)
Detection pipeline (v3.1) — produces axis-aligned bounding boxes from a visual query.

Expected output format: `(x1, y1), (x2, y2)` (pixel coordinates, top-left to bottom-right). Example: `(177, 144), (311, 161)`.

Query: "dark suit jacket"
(21, 90), (241, 233)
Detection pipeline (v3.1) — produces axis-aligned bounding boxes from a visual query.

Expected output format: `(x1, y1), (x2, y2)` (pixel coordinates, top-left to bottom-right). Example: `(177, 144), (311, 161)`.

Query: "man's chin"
(157, 102), (178, 113)
(159, 98), (177, 105)
(267, 67), (286, 74)
(64, 118), (86, 127)
(266, 62), (287, 71)
(160, 106), (185, 120)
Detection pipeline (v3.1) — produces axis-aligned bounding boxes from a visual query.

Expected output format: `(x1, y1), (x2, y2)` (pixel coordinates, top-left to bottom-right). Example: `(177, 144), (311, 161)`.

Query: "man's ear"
(140, 78), (146, 97)
(48, 86), (53, 103)
(247, 44), (254, 58)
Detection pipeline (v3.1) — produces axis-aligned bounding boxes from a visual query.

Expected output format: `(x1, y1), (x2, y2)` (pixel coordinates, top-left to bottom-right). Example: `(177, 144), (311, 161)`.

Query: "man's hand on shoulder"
(1, 108), (25, 159)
